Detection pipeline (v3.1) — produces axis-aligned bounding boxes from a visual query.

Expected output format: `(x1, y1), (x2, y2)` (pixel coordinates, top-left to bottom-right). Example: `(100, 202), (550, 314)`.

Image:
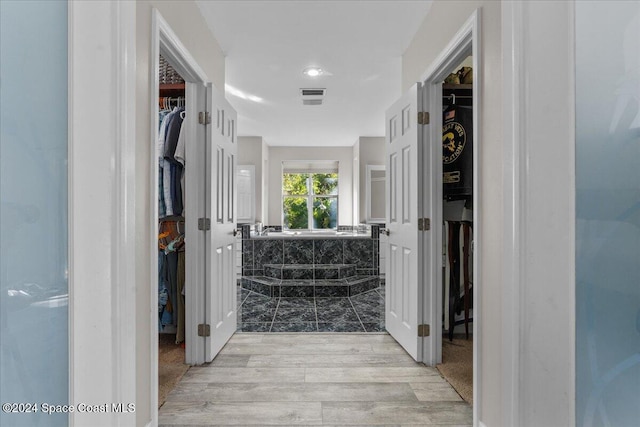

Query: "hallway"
(158, 333), (471, 426)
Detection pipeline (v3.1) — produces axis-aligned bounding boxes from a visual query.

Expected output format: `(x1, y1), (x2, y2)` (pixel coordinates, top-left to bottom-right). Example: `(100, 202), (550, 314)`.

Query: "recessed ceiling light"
(303, 67), (323, 77)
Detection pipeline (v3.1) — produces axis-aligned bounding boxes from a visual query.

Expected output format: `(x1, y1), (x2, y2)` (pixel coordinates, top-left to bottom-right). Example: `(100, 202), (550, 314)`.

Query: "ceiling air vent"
(301, 88), (326, 97)
(300, 88), (326, 106)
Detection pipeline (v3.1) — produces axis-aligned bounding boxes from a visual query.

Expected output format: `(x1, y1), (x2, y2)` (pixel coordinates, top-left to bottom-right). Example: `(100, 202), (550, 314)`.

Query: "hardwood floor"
(159, 333), (472, 426)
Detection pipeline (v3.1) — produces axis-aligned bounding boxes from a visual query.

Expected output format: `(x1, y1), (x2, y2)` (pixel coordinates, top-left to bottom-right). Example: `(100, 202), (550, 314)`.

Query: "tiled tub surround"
(241, 236), (380, 298)
(238, 231), (383, 332)
(242, 235), (380, 277)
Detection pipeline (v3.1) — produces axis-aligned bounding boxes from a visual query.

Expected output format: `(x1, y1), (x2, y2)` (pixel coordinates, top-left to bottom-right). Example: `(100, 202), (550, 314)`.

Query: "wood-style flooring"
(159, 333), (472, 426)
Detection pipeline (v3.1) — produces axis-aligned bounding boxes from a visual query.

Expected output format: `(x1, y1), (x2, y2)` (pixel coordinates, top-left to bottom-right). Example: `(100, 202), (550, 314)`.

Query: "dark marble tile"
(350, 302), (384, 323)
(316, 305), (360, 323)
(314, 285), (349, 298)
(314, 266), (339, 280)
(350, 289), (385, 307)
(277, 297), (315, 310)
(270, 322), (317, 332)
(315, 297), (352, 309)
(362, 322), (386, 332)
(241, 224), (251, 239)
(241, 293), (279, 310)
(283, 239), (314, 264)
(344, 239), (374, 268)
(280, 284), (314, 298)
(282, 267), (314, 280)
(356, 268), (378, 276)
(242, 268), (263, 277)
(317, 322), (365, 332)
(342, 265), (357, 278)
(373, 240), (379, 268)
(242, 239), (254, 269)
(264, 265), (282, 279)
(238, 287), (251, 305)
(253, 239), (283, 269)
(237, 322), (272, 332)
(371, 224), (380, 239)
(376, 287), (386, 298)
(350, 278), (379, 296)
(350, 290), (385, 323)
(242, 279), (273, 297)
(274, 307), (317, 322)
(314, 239), (344, 264)
(238, 307), (277, 323)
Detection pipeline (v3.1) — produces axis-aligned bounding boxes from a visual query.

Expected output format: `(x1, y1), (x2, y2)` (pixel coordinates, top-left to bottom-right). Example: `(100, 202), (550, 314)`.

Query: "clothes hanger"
(444, 93), (456, 113)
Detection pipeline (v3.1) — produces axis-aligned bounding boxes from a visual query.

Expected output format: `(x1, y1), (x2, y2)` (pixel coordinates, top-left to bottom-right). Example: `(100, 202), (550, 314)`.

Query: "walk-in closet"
(157, 55), (189, 405)
(438, 58), (474, 403)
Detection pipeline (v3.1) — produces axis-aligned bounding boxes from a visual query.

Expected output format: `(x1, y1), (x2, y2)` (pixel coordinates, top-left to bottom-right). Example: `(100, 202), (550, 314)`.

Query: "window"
(283, 172), (338, 229)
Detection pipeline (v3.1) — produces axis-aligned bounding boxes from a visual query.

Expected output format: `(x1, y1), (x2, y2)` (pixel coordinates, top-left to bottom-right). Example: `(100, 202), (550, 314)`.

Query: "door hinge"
(198, 111), (211, 125)
(198, 218), (211, 231)
(418, 218), (431, 231)
(197, 324), (210, 337)
(418, 111), (430, 125)
(418, 324), (430, 337)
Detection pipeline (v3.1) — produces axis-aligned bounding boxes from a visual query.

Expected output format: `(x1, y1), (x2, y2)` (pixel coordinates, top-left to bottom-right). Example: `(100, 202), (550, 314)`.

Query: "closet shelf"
(159, 83), (185, 97)
(443, 83), (473, 90)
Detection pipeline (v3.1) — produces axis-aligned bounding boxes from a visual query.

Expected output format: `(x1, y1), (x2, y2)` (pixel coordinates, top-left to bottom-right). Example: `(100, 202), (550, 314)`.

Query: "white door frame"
(502, 2), (576, 426)
(149, 7), (211, 419)
(68, 1), (137, 425)
(417, 9), (481, 424)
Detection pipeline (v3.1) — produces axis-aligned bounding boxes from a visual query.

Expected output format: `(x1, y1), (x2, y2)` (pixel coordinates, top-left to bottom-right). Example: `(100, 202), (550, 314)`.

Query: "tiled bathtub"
(242, 235), (379, 277)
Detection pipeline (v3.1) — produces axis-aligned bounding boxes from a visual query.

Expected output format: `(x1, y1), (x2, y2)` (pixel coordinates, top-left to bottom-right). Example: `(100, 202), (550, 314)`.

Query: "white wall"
(358, 137), (385, 223)
(402, 1), (503, 426)
(238, 136), (263, 222)
(267, 146), (354, 226)
(261, 140), (270, 222)
(135, 2), (225, 424)
(352, 139), (360, 225)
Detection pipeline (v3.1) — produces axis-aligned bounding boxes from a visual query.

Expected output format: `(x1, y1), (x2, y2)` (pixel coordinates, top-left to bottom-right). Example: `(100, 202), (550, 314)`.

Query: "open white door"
(385, 83), (425, 361)
(204, 84), (238, 361)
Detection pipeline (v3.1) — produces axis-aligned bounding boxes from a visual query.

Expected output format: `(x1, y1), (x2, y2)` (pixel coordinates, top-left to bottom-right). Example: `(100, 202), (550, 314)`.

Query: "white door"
(205, 84), (237, 361)
(385, 83), (424, 360)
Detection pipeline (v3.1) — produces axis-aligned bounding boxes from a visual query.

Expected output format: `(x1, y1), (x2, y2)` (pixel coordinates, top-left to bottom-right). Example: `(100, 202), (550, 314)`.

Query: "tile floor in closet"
(236, 284), (386, 333)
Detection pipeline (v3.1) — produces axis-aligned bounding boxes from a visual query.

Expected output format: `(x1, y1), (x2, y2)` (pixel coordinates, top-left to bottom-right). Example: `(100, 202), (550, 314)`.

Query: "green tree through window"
(283, 172), (338, 229)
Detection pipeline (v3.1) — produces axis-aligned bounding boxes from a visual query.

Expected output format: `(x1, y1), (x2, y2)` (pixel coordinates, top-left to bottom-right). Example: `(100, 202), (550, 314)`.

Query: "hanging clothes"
(158, 218), (185, 338)
(158, 105), (185, 217)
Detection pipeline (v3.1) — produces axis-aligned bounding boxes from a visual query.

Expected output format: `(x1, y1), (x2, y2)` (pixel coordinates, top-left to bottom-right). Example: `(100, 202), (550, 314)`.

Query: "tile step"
(241, 276), (379, 298)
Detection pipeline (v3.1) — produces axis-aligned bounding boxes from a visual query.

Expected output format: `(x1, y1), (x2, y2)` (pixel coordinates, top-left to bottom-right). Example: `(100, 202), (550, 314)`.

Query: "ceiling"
(196, 0), (433, 147)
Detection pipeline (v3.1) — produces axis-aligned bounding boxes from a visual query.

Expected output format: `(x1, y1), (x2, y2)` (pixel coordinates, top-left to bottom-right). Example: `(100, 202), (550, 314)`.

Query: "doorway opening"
(417, 10), (480, 421)
(157, 53), (189, 407)
(150, 9), (210, 417)
(438, 55), (474, 404)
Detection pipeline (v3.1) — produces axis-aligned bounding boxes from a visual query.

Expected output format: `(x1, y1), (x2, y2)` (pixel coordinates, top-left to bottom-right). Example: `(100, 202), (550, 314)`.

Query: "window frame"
(282, 172), (339, 230)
